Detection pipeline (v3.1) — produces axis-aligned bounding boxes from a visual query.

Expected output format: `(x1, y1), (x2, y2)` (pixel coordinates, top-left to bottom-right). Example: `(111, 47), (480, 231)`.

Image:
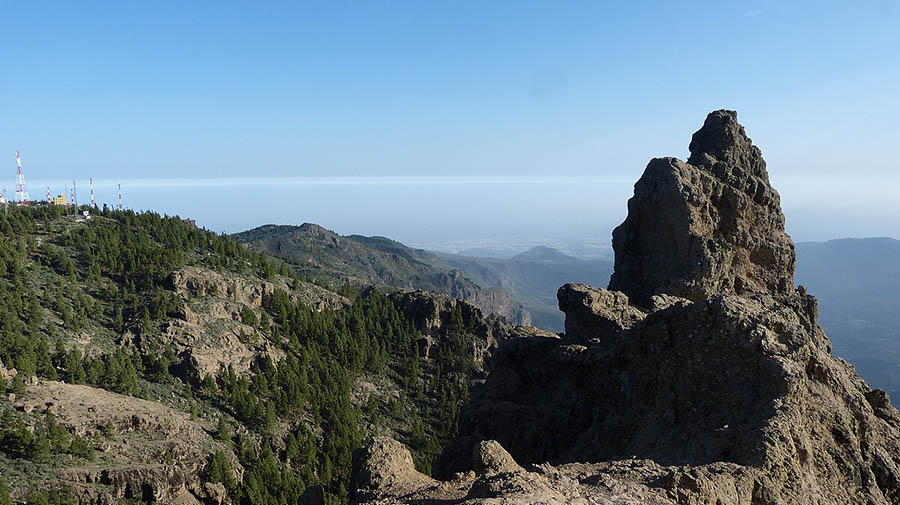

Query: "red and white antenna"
(90, 178), (96, 208)
(47, 185), (51, 204)
(117, 183), (123, 211)
(15, 151), (30, 204)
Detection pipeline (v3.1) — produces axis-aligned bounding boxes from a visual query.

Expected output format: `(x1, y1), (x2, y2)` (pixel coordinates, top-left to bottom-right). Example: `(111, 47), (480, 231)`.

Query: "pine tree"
(214, 417), (231, 443)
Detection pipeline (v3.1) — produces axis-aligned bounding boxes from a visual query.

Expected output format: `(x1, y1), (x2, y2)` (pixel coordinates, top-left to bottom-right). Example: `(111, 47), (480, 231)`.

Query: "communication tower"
(15, 151), (30, 204)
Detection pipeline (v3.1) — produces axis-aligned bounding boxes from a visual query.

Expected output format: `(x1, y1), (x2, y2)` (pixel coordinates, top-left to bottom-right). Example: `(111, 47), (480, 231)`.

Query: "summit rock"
(609, 109), (796, 306)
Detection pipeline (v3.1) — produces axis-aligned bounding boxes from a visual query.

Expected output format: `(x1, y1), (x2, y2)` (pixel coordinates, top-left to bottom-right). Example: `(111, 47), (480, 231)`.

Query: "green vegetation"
(233, 223), (494, 305)
(0, 410), (95, 463)
(23, 487), (77, 505)
(0, 205), (484, 504)
(0, 477), (11, 505)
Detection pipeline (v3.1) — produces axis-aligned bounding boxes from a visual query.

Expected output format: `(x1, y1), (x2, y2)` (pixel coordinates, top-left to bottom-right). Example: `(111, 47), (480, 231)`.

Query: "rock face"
(609, 110), (796, 306)
(352, 111), (900, 505)
(431, 269), (533, 327)
(387, 289), (546, 372)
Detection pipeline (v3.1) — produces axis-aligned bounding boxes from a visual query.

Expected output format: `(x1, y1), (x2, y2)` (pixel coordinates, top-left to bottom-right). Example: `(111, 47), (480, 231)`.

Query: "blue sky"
(2, 1), (899, 251)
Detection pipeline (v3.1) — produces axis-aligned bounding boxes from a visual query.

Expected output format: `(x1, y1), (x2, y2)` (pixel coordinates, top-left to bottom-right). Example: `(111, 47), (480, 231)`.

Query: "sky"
(2, 1), (899, 255)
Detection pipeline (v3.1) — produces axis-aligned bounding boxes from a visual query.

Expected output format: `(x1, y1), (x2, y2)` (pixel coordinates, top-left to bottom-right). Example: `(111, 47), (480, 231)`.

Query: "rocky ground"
(151, 266), (348, 382)
(350, 110), (900, 505)
(5, 379), (238, 504)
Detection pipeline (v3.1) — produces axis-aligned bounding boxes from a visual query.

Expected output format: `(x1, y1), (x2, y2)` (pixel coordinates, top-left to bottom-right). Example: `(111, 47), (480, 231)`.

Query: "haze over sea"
(25, 173), (900, 258)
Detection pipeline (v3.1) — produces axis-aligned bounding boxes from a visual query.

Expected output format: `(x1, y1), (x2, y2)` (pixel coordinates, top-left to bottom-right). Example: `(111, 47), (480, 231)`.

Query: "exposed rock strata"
(352, 110), (900, 505)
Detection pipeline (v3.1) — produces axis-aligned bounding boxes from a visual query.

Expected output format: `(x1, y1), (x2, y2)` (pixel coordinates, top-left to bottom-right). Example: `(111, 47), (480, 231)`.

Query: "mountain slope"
(233, 223), (530, 325)
(796, 237), (900, 400)
(0, 206), (516, 504)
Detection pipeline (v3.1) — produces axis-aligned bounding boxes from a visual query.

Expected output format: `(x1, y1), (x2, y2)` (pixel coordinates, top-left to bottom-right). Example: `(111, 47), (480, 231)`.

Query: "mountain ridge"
(0, 206), (527, 504)
(236, 224), (612, 332)
(233, 223), (533, 326)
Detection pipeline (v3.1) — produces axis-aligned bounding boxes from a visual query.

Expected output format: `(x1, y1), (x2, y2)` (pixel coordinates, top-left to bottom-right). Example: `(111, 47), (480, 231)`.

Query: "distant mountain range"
(237, 225), (900, 402)
(232, 224), (532, 325)
(235, 224), (612, 331)
(429, 246), (611, 330)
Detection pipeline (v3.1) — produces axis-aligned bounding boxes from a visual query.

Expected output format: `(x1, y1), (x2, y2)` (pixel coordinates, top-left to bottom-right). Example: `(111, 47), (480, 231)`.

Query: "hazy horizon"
(16, 172), (900, 259)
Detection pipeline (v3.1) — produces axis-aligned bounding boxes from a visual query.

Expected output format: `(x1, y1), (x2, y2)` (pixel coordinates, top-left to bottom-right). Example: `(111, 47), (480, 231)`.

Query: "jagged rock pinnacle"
(608, 109), (796, 305)
(687, 109), (768, 179)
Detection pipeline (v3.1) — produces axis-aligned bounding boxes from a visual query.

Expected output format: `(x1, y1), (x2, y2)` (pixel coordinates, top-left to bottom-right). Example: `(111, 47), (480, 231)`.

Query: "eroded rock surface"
(351, 436), (675, 505)
(20, 381), (239, 505)
(352, 110), (900, 505)
(609, 110), (796, 306)
(125, 266), (349, 383)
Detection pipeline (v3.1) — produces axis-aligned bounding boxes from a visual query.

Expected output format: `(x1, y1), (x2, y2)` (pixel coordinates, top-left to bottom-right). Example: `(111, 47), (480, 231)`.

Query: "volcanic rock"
(556, 283), (646, 341)
(609, 110), (796, 306)
(352, 110), (900, 505)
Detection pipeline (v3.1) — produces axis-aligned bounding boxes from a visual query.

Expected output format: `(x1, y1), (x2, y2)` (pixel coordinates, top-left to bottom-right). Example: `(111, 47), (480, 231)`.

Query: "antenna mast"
(47, 185), (51, 204)
(72, 180), (78, 208)
(15, 151), (30, 204)
(90, 177), (96, 209)
(117, 183), (123, 211)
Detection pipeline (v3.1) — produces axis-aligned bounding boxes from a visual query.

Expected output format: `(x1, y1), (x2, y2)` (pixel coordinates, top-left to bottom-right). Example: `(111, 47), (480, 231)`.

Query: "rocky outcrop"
(609, 110), (795, 306)
(556, 283), (646, 340)
(169, 266), (348, 312)
(430, 269), (532, 326)
(138, 266), (349, 383)
(387, 290), (541, 371)
(20, 380), (240, 505)
(350, 437), (435, 503)
(353, 110), (900, 505)
(351, 435), (677, 504)
(388, 290), (489, 337)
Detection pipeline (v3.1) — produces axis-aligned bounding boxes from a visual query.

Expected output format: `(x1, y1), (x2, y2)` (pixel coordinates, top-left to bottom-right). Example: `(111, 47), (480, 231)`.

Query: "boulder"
(350, 437), (435, 502)
(473, 440), (522, 475)
(557, 283), (645, 341)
